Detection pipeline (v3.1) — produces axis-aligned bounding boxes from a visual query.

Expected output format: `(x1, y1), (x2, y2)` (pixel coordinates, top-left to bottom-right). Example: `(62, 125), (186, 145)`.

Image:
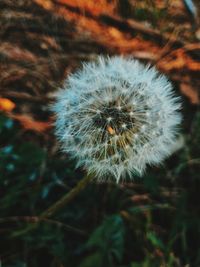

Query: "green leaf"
(82, 215), (125, 267)
(79, 252), (103, 267)
(146, 231), (165, 250)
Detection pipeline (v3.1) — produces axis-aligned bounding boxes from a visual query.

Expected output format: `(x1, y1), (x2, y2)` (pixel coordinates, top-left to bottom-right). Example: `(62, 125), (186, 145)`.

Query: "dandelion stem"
(11, 174), (93, 237)
(40, 173), (93, 218)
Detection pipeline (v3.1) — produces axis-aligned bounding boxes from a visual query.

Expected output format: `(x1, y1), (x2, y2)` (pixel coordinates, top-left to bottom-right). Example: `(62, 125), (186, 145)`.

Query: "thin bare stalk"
(40, 173), (93, 218)
(12, 174), (93, 237)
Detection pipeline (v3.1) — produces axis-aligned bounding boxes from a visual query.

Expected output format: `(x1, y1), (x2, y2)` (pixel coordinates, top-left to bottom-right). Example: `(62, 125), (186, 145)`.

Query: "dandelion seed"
(117, 105), (122, 110)
(107, 117), (112, 122)
(107, 126), (115, 135)
(140, 125), (147, 132)
(133, 133), (139, 139)
(145, 111), (150, 117)
(53, 56), (182, 182)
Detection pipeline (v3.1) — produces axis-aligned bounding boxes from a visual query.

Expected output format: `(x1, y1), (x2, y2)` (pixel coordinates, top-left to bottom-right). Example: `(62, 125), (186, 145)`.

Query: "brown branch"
(51, 0), (184, 48)
(0, 216), (87, 236)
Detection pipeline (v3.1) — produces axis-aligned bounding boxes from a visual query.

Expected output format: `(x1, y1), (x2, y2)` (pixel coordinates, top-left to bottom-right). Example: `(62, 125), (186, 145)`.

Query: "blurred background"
(0, 0), (200, 266)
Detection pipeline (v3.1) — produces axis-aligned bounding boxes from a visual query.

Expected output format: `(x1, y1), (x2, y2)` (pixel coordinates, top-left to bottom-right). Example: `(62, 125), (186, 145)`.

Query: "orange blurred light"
(0, 98), (16, 112)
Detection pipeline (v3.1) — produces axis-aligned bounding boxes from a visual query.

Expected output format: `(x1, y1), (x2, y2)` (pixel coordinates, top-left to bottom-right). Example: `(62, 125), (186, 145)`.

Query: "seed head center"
(92, 101), (135, 137)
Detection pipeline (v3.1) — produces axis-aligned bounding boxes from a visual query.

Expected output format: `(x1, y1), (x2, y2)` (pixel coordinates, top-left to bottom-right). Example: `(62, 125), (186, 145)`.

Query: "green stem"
(12, 174), (93, 237)
(40, 173), (93, 218)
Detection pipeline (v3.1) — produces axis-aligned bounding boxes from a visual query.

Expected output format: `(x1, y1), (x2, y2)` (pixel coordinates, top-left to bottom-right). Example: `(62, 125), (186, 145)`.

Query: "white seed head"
(53, 56), (182, 182)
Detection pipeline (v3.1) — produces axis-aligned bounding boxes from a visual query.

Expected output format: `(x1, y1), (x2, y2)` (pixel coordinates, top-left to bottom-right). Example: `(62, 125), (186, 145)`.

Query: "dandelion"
(53, 56), (181, 182)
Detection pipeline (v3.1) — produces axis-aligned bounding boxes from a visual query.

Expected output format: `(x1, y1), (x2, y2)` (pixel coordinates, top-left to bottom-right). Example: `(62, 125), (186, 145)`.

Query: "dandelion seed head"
(53, 56), (182, 182)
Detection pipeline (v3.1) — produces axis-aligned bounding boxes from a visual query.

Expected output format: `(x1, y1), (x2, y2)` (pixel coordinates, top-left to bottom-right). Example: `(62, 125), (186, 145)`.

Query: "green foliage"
(0, 109), (200, 267)
(80, 215), (125, 267)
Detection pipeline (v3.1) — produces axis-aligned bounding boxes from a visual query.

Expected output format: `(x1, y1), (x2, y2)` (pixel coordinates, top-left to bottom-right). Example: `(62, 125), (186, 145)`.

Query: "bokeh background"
(0, 0), (200, 266)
